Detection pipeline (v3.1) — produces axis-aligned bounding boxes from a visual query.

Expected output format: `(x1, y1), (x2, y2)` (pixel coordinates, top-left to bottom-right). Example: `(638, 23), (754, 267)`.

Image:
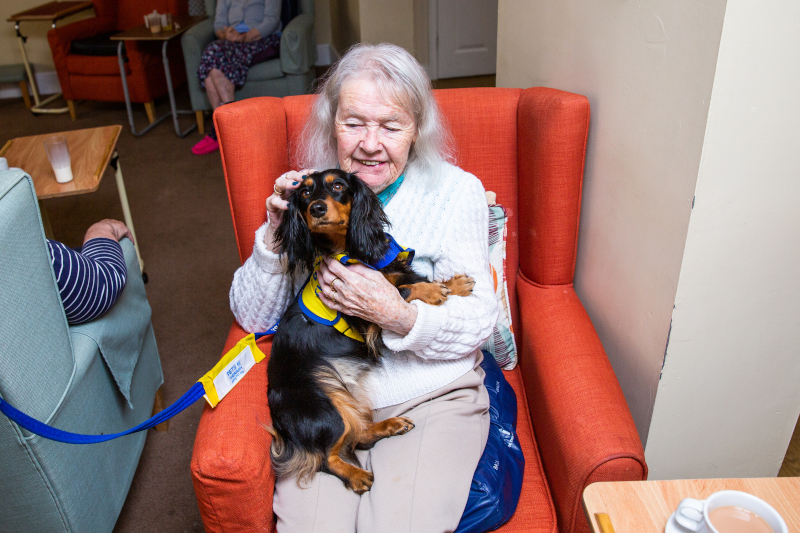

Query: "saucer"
(665, 512), (689, 533)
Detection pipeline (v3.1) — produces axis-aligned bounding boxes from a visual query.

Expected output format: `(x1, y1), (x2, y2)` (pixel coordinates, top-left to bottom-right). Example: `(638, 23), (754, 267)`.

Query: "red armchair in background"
(191, 87), (647, 533)
(47, 0), (188, 121)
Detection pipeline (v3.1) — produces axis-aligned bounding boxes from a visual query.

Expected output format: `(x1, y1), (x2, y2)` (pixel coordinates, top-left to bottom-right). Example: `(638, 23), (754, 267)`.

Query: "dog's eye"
(332, 183), (344, 192)
(300, 190), (310, 198)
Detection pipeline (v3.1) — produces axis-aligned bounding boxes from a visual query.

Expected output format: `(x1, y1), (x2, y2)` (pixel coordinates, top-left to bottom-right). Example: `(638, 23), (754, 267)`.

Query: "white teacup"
(675, 490), (787, 533)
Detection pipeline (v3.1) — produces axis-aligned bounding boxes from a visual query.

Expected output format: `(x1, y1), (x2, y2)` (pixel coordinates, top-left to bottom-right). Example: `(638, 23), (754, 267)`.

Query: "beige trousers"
(273, 355), (491, 533)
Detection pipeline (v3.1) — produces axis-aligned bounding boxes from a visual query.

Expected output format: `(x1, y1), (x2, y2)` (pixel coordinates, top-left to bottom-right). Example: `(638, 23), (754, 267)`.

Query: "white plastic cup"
(147, 12), (161, 33)
(675, 490), (787, 533)
(43, 136), (74, 184)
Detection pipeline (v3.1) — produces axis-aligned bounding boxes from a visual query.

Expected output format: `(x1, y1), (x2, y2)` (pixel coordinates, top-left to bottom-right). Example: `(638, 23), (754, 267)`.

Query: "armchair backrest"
(215, 87), (590, 329)
(0, 171), (73, 422)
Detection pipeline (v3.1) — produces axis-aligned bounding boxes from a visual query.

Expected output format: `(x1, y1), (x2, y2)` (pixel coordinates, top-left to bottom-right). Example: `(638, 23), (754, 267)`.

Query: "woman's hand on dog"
(265, 169), (317, 252)
(318, 258), (418, 336)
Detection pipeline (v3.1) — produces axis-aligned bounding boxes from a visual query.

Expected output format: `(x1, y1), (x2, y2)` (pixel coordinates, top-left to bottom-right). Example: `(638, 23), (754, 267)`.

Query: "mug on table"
(675, 490), (787, 533)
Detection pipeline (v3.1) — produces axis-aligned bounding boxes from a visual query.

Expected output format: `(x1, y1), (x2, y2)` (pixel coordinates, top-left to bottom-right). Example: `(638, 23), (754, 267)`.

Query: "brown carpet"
(1, 93), (239, 533)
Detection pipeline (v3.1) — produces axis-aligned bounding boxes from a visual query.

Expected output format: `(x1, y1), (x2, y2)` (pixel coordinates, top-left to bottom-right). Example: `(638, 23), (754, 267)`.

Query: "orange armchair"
(191, 87), (647, 533)
(47, 0), (187, 120)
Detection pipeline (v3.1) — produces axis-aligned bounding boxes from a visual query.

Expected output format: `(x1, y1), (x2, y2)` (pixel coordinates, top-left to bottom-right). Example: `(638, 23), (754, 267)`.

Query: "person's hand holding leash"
(317, 257), (418, 336)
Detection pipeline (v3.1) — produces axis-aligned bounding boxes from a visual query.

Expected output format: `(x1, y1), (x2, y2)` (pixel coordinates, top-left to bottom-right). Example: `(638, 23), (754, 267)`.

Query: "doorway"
(428, 0), (498, 80)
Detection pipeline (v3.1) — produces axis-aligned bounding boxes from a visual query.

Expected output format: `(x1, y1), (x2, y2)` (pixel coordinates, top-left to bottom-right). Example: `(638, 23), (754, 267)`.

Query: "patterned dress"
(197, 32), (280, 88)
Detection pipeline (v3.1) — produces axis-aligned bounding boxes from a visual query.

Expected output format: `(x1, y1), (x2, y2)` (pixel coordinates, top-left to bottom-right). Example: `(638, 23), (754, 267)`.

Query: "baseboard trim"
(315, 44), (340, 67)
(0, 69), (61, 100)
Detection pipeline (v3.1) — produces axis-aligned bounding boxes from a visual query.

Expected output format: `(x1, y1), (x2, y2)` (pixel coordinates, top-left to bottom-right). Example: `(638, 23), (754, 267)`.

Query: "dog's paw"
(402, 282), (450, 305)
(386, 416), (415, 436)
(346, 470), (374, 494)
(430, 283), (450, 305)
(444, 274), (475, 297)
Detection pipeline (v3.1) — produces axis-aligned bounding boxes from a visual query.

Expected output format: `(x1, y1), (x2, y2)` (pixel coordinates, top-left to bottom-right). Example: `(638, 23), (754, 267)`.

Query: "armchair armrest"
(47, 17), (116, 56)
(181, 18), (215, 112)
(516, 276), (647, 533)
(191, 324), (275, 533)
(47, 17), (116, 100)
(279, 13), (316, 75)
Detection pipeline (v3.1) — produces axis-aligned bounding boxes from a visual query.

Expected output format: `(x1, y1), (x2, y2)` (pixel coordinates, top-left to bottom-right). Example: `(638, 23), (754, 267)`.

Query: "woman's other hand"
(243, 29), (261, 42)
(83, 219), (134, 245)
(265, 169), (317, 251)
(215, 27), (227, 40)
(317, 258), (418, 336)
(224, 26), (245, 42)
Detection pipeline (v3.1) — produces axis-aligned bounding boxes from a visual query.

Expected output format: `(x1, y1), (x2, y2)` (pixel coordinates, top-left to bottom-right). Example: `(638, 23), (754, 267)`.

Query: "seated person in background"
(192, 0), (282, 155)
(48, 219), (132, 325)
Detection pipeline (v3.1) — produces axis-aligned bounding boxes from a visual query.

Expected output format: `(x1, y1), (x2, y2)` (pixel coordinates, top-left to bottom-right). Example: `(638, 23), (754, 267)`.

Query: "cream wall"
(358, 0), (414, 52)
(644, 0), (800, 479)
(497, 0), (727, 444)
(497, 0), (800, 477)
(330, 0), (360, 55)
(314, 0), (332, 49)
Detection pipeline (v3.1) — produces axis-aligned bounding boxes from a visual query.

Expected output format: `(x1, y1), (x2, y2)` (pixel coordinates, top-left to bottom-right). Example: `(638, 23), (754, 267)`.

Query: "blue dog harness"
(297, 234), (414, 343)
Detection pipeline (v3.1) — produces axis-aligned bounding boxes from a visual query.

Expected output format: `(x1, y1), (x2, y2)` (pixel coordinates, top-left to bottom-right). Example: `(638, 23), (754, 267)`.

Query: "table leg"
(38, 200), (54, 239)
(109, 151), (144, 272)
(161, 41), (197, 138)
(15, 23), (69, 115)
(117, 41), (169, 137)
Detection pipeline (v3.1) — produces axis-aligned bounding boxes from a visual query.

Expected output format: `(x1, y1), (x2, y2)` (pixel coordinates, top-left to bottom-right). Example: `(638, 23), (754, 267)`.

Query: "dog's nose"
(309, 201), (328, 218)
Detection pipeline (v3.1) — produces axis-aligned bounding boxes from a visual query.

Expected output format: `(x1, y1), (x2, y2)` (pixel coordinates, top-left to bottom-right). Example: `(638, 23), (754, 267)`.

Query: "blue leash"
(0, 236), (403, 444)
(0, 331), (274, 444)
(0, 382), (206, 444)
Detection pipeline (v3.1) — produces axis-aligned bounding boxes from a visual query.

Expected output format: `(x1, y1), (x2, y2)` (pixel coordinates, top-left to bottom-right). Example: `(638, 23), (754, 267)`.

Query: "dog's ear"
(346, 173), (390, 264)
(275, 192), (316, 272)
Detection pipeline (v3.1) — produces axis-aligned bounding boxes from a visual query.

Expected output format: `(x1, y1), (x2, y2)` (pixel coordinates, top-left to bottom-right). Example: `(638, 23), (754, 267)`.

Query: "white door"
(434, 0), (498, 79)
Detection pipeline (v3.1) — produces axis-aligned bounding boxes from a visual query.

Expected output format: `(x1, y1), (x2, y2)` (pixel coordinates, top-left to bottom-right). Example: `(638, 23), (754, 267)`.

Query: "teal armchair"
(181, 0), (317, 134)
(0, 170), (165, 533)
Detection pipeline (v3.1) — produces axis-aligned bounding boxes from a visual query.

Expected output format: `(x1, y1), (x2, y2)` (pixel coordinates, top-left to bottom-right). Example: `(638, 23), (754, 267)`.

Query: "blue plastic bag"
(455, 351), (525, 533)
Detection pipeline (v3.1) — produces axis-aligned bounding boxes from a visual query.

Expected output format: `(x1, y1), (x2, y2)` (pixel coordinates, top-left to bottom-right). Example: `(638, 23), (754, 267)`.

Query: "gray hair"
(297, 43), (453, 180)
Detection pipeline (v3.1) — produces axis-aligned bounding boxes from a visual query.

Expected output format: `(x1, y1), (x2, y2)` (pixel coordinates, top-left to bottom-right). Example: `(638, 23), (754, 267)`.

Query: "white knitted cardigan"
(229, 161), (498, 408)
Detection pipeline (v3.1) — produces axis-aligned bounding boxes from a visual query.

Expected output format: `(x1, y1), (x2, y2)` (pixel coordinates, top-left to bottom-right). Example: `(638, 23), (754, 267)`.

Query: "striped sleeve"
(47, 238), (128, 325)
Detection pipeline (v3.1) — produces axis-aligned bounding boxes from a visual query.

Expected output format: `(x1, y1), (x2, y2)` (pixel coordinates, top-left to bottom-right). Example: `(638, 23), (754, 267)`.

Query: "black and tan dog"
(267, 169), (474, 493)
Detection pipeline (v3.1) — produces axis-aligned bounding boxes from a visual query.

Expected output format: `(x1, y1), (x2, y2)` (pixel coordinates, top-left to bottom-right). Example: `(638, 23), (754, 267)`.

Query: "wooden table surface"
(7, 1), (93, 22)
(583, 478), (800, 533)
(0, 126), (121, 199)
(110, 15), (206, 41)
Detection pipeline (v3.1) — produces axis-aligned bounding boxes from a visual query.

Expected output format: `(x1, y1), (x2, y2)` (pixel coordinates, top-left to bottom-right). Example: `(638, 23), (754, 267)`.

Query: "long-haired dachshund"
(267, 169), (474, 493)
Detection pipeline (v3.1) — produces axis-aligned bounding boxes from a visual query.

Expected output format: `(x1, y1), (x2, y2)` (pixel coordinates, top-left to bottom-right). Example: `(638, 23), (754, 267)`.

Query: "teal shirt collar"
(376, 173), (406, 206)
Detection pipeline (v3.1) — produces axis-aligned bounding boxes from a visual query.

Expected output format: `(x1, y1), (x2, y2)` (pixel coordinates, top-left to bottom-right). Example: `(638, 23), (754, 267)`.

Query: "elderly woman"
(229, 43), (497, 532)
(192, 0), (282, 155)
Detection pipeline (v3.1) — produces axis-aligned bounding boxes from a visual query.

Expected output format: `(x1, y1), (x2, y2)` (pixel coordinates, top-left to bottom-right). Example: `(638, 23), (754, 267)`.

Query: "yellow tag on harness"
(301, 260), (365, 343)
(198, 333), (266, 408)
(295, 236), (414, 344)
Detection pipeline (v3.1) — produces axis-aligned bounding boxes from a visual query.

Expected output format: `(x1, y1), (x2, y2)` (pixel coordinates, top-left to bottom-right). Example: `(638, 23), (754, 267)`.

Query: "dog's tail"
(265, 425), (323, 487)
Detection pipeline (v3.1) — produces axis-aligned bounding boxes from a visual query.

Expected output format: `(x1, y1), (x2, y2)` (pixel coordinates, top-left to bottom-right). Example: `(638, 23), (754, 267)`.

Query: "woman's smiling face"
(335, 77), (417, 192)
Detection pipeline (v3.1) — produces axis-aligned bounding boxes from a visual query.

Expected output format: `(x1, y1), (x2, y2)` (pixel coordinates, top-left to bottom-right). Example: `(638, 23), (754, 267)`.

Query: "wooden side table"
(7, 1), (94, 116)
(110, 15), (206, 137)
(582, 478), (800, 533)
(0, 126), (144, 272)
